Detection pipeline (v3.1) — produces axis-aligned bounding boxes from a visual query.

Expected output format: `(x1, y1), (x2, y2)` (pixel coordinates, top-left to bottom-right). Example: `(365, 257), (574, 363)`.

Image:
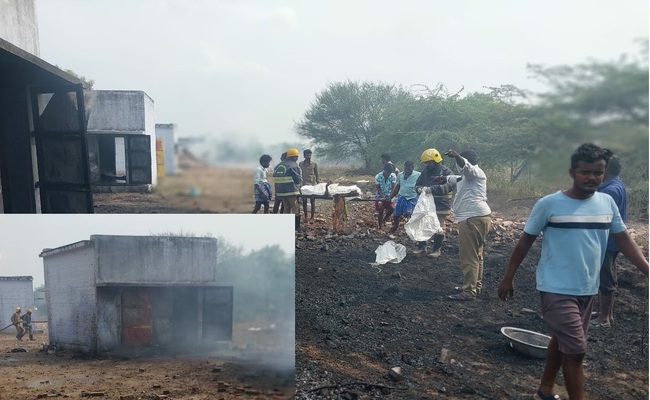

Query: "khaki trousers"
(281, 196), (300, 215)
(458, 215), (492, 296)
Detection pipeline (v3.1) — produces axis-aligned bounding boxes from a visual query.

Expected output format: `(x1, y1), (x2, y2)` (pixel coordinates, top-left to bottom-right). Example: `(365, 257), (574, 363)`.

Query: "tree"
(372, 86), (537, 180)
(523, 43), (648, 205)
(296, 81), (409, 168)
(56, 66), (95, 89)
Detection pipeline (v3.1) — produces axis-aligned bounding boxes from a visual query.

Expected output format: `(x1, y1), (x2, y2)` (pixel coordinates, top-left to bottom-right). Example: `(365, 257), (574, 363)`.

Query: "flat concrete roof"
(0, 37), (84, 86)
(0, 276), (33, 281)
(40, 240), (93, 257)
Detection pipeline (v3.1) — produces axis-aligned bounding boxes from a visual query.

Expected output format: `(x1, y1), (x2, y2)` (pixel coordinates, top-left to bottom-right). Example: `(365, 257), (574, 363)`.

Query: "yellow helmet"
(15, 306), (21, 312)
(27, 309), (32, 313)
(286, 148), (300, 157)
(420, 148), (443, 163)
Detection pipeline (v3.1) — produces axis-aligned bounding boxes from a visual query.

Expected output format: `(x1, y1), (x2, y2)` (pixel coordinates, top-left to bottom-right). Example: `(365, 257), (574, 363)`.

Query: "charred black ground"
(294, 204), (649, 400)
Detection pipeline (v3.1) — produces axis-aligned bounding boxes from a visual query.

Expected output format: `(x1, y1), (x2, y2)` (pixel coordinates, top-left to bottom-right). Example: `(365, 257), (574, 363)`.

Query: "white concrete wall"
(144, 93), (157, 187)
(86, 91), (150, 132)
(96, 287), (120, 352)
(43, 242), (98, 352)
(155, 124), (177, 175)
(93, 235), (218, 285)
(0, 0), (40, 56)
(0, 278), (34, 327)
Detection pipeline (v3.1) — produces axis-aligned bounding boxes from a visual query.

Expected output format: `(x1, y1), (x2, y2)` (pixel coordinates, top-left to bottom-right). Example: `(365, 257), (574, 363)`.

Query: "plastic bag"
(404, 191), (442, 241)
(372, 240), (407, 265)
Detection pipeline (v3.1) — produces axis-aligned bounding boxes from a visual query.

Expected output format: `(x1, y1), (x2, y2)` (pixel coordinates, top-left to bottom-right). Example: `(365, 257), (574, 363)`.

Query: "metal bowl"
(501, 326), (550, 359)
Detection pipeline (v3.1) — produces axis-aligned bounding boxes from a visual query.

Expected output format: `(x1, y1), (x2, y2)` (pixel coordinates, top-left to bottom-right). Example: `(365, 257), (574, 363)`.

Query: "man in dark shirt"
(415, 148), (454, 257)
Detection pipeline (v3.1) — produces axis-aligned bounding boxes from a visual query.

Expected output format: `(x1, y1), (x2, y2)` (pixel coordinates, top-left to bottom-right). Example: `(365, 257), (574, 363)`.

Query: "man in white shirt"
(445, 149), (492, 301)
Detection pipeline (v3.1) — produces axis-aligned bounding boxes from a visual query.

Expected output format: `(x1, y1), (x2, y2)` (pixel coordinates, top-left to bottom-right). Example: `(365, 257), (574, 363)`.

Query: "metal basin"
(501, 326), (550, 359)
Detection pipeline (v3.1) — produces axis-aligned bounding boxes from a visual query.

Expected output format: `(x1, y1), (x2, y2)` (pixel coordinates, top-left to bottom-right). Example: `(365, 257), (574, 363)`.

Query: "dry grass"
(155, 166), (254, 213)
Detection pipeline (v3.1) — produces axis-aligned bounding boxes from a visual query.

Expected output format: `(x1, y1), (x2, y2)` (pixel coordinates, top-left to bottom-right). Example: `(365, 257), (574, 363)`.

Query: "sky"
(0, 214), (294, 288)
(34, 0), (648, 149)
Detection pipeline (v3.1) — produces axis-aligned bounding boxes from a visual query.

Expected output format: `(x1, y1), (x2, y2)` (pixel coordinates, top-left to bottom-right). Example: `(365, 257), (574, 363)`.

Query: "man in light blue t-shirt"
(374, 163), (397, 229)
(497, 143), (648, 400)
(388, 160), (421, 236)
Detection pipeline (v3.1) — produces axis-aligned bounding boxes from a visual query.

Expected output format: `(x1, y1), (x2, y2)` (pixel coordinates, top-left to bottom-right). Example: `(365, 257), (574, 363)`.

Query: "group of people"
(374, 148), (492, 302)
(10, 306), (34, 341)
(282, 142), (645, 400)
(374, 143), (646, 399)
(252, 148), (319, 231)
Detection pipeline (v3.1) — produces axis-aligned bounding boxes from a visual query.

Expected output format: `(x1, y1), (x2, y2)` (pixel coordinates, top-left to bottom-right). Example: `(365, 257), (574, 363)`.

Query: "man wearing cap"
(11, 307), (24, 341)
(273, 148), (303, 230)
(415, 148), (454, 257)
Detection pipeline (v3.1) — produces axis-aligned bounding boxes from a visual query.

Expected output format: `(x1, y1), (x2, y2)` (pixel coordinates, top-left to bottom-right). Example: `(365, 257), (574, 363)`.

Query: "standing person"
(11, 306), (24, 341)
(497, 143), (648, 400)
(273, 148), (303, 231)
(299, 149), (320, 221)
(415, 148), (454, 257)
(592, 155), (627, 328)
(272, 152), (287, 214)
(444, 149), (492, 301)
(252, 154), (273, 214)
(19, 308), (34, 341)
(381, 153), (399, 176)
(374, 163), (397, 229)
(388, 160), (421, 236)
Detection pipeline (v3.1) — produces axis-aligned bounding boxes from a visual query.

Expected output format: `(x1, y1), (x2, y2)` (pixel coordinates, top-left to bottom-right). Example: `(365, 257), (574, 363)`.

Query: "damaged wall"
(42, 241), (97, 352)
(93, 235), (218, 285)
(42, 235), (230, 353)
(0, 277), (34, 326)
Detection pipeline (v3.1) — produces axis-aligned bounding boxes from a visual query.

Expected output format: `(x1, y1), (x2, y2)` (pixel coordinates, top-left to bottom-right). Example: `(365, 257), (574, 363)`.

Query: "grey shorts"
(599, 250), (619, 293)
(540, 292), (594, 355)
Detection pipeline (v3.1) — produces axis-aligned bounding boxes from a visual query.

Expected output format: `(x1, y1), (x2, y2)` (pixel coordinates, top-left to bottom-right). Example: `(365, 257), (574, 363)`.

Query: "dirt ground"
(81, 165), (650, 399)
(0, 322), (294, 400)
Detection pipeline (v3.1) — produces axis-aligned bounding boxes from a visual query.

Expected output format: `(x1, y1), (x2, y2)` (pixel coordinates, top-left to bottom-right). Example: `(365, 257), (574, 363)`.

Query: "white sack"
(300, 183), (328, 195)
(299, 183), (361, 196)
(373, 240), (407, 265)
(404, 191), (443, 242)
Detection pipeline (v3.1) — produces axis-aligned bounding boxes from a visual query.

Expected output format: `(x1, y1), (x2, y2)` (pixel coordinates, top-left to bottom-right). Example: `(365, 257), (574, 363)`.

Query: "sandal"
(533, 388), (560, 400)
(448, 292), (475, 301)
(589, 319), (611, 328)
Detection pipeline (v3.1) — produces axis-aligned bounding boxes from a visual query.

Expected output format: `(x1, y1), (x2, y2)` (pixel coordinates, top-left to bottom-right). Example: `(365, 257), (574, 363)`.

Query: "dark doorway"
(30, 84), (93, 212)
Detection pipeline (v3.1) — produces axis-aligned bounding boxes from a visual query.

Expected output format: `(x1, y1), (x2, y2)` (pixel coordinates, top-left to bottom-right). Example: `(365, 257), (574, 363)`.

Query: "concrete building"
(40, 235), (233, 353)
(85, 90), (157, 192)
(154, 123), (178, 176)
(0, 0), (93, 213)
(0, 276), (34, 328)
(0, 0), (40, 56)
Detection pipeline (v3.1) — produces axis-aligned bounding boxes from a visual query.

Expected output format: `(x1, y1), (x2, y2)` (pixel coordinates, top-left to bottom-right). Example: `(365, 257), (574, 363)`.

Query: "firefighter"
(20, 308), (34, 341)
(11, 306), (24, 341)
(273, 148), (303, 230)
(415, 148), (454, 257)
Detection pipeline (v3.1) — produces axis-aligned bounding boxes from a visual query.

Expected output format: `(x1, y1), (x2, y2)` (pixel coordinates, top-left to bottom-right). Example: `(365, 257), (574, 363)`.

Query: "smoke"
(177, 134), (308, 167)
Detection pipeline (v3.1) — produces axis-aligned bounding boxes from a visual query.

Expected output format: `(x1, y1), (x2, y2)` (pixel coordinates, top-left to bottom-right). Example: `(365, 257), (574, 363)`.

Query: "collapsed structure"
(40, 235), (233, 353)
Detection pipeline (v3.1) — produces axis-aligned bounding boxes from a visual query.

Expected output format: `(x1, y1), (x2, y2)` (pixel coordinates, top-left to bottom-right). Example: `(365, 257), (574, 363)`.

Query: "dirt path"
(0, 324), (294, 400)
